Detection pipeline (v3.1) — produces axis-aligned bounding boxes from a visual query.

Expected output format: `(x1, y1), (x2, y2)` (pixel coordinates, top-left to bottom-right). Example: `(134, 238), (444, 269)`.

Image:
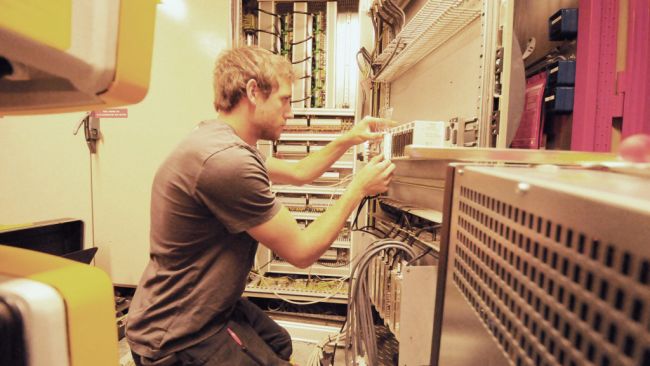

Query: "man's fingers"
(381, 162), (396, 177)
(367, 118), (398, 131)
(373, 158), (393, 170)
(369, 154), (384, 164)
(365, 132), (384, 141)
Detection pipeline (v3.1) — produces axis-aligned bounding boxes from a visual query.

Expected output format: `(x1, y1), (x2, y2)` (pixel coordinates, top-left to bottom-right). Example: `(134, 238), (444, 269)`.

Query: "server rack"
(235, 1), (362, 302)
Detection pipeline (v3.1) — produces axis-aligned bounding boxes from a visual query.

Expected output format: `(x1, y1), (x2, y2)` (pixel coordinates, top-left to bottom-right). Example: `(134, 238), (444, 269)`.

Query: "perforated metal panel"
(436, 165), (650, 366)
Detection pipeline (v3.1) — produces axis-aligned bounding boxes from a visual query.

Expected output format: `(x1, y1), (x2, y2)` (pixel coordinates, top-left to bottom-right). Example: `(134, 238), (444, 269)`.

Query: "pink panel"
(622, 0), (650, 136)
(571, 0), (620, 152)
(511, 72), (547, 149)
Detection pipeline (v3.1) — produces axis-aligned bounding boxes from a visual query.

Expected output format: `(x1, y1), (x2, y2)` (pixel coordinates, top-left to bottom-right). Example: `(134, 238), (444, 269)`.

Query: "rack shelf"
(245, 281), (348, 304)
(373, 0), (482, 82)
(272, 185), (346, 195)
(282, 159), (354, 170)
(279, 133), (343, 142)
(290, 210), (353, 223)
(292, 107), (355, 117)
(330, 240), (352, 249)
(269, 261), (350, 277)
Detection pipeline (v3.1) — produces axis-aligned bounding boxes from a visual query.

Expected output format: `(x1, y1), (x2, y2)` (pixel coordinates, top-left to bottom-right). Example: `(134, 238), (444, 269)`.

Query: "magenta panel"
(622, 0), (650, 137)
(571, 0), (620, 152)
(511, 72), (547, 149)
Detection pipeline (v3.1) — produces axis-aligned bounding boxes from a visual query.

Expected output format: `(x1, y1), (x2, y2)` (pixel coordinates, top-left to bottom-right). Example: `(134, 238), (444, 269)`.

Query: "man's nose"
(285, 109), (294, 119)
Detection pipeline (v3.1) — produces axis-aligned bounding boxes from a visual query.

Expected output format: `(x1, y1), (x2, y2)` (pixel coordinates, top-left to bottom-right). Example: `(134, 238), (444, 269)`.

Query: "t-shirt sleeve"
(194, 146), (281, 233)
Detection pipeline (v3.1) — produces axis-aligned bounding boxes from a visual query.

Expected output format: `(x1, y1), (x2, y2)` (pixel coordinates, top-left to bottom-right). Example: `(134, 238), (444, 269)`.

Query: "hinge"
(73, 113), (100, 154)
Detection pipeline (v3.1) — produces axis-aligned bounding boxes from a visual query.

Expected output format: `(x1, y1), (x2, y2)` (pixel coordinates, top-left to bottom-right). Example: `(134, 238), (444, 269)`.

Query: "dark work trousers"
(131, 298), (293, 366)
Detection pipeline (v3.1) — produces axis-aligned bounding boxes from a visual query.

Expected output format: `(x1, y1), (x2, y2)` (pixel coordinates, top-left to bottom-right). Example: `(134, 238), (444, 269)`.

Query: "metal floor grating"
(375, 324), (400, 366)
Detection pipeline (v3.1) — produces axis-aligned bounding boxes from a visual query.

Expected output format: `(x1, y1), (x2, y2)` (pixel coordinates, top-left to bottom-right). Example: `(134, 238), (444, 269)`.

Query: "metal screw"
(516, 182), (530, 194)
(458, 169), (464, 175)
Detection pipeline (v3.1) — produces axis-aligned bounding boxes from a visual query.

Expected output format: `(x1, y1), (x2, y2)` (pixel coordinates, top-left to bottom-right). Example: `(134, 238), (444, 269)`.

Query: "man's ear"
(246, 79), (258, 105)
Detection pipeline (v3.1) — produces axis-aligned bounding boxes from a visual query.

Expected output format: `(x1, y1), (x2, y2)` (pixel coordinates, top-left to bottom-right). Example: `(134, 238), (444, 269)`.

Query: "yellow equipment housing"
(0, 1), (158, 115)
(0, 245), (118, 366)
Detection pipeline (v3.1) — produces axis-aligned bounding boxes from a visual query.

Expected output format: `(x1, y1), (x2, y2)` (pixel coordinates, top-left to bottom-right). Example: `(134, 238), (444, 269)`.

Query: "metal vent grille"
(450, 181), (650, 366)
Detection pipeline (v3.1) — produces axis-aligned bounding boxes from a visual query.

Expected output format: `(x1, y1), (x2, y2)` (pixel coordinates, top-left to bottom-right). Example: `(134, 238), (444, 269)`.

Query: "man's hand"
(349, 154), (396, 197)
(343, 116), (397, 146)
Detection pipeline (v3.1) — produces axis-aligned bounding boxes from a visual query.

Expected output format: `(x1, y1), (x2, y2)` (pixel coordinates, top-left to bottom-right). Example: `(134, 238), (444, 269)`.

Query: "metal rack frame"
(372, 0), (483, 82)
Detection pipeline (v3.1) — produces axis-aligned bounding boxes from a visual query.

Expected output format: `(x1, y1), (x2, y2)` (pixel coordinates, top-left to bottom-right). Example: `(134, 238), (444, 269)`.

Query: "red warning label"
(92, 108), (128, 118)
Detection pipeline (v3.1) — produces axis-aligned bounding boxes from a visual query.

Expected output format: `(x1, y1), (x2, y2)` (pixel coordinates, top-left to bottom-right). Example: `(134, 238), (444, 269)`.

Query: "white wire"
(270, 280), (347, 305)
(306, 330), (348, 366)
(249, 272), (349, 306)
(300, 172), (354, 189)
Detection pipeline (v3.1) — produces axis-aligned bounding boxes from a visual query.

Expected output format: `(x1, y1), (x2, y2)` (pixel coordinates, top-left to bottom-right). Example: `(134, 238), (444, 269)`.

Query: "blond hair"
(213, 46), (294, 113)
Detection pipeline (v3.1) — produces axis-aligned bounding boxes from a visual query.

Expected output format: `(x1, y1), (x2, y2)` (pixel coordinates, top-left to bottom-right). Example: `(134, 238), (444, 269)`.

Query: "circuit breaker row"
(276, 193), (351, 212)
(282, 117), (354, 133)
(274, 142), (355, 161)
(246, 0), (359, 284)
(369, 253), (408, 340)
(266, 116), (356, 277)
(250, 1), (340, 108)
(367, 117), (480, 160)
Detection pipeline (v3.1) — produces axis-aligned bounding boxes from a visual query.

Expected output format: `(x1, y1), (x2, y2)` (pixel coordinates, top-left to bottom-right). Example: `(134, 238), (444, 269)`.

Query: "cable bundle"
(306, 331), (346, 366)
(345, 239), (416, 365)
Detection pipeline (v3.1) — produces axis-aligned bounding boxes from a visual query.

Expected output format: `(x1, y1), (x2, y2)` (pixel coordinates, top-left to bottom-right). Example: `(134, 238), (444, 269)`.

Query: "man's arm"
(266, 136), (351, 185)
(267, 116), (394, 185)
(248, 155), (394, 268)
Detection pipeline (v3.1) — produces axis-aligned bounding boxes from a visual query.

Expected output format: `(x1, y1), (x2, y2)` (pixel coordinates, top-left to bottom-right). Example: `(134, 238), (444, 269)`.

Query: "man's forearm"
(294, 134), (354, 183)
(300, 185), (364, 265)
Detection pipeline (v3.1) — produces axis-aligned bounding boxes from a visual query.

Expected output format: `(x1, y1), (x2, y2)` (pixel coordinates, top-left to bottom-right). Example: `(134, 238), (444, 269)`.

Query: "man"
(127, 46), (395, 366)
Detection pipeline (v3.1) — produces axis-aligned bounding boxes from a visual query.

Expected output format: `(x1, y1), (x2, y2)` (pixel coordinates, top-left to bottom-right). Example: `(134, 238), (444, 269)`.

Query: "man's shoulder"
(183, 121), (262, 163)
(209, 142), (260, 164)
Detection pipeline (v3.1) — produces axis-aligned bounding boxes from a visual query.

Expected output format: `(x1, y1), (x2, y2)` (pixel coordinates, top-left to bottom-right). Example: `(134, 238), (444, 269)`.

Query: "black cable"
(402, 212), (412, 230)
(318, 260), (350, 268)
(415, 224), (441, 239)
(390, 215), (405, 239)
(351, 196), (391, 238)
(291, 95), (311, 103)
(372, 36), (401, 80)
(292, 56), (312, 64)
(382, 0), (404, 29)
(330, 316), (346, 364)
(254, 7), (279, 17)
(252, 29), (280, 38)
(351, 197), (369, 230)
(291, 36), (313, 45)
(291, 10), (316, 16)
(407, 247), (432, 266)
(252, 258), (274, 274)
(355, 226), (387, 238)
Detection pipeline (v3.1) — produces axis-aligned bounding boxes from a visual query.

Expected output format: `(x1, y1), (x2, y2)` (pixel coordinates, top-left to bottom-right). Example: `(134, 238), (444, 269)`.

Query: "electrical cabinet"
(231, 0), (649, 362)
(355, 0), (646, 364)
(259, 111), (357, 278)
(234, 1), (362, 301)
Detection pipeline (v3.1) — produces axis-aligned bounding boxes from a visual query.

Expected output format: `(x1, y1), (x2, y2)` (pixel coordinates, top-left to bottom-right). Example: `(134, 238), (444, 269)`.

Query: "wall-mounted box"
(547, 60), (576, 86)
(549, 8), (578, 41)
(544, 86), (574, 113)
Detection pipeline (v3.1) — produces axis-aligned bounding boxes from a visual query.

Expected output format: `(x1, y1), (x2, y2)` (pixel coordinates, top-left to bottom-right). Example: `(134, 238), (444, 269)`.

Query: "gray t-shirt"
(126, 120), (281, 359)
